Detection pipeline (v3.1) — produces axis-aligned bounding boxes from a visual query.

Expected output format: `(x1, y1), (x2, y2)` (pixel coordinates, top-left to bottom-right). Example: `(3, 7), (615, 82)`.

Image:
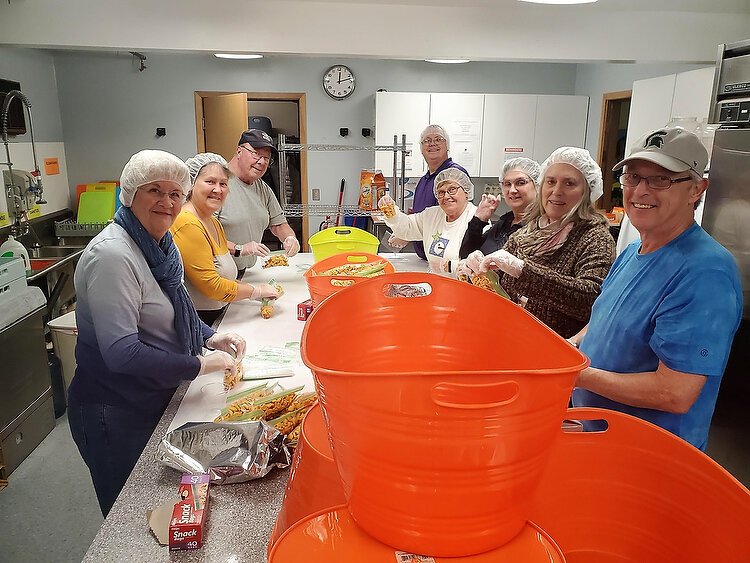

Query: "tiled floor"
(1, 392), (748, 563)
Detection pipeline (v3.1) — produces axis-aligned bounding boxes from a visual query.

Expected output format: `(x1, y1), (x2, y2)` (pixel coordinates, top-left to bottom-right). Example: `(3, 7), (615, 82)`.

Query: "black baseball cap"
(238, 129), (276, 153)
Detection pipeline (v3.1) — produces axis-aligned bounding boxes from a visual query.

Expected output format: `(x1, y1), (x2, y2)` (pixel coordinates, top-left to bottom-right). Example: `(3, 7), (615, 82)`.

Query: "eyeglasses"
(620, 173), (693, 190)
(501, 178), (531, 189)
(240, 145), (274, 166)
(139, 186), (184, 203)
(421, 136), (446, 146)
(436, 185), (461, 199)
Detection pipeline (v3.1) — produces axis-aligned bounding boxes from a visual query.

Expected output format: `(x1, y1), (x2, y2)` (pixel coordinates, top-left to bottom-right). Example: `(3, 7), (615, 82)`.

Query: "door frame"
(194, 91), (309, 246)
(597, 90), (631, 211)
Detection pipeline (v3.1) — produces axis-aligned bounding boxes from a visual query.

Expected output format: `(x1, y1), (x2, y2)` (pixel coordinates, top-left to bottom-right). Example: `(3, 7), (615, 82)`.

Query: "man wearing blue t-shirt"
(570, 126), (742, 450)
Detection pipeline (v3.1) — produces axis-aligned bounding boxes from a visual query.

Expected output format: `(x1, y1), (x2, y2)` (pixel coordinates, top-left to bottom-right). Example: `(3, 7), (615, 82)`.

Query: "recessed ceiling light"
(424, 59), (471, 64)
(214, 53), (264, 60)
(519, 0), (597, 4)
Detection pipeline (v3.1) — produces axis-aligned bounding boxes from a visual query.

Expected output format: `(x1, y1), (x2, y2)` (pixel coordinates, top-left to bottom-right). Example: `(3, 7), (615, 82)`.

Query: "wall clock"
(322, 64), (356, 100)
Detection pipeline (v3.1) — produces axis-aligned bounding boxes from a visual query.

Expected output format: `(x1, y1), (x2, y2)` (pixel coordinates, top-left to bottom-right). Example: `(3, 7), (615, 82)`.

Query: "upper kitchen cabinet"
(430, 93), (485, 176)
(671, 67), (715, 124)
(532, 95), (589, 163)
(375, 92), (431, 177)
(480, 94), (538, 177)
(625, 74), (677, 151)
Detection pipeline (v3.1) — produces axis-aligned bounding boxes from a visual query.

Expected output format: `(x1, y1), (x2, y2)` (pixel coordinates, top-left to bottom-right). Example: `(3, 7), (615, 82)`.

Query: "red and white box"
(169, 474), (210, 551)
(297, 299), (314, 321)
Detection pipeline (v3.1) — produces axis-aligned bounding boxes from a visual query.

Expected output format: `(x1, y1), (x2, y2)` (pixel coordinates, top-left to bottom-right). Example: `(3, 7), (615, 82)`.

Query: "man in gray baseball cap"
(217, 129), (300, 276)
(569, 126), (742, 450)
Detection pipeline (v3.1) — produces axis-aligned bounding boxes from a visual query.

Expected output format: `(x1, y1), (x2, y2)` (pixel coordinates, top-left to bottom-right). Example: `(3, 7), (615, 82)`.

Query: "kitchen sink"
(29, 257), (61, 272)
(30, 245), (86, 258)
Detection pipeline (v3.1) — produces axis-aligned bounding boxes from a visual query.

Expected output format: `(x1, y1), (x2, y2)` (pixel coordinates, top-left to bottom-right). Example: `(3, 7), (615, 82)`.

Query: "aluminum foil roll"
(157, 421), (291, 484)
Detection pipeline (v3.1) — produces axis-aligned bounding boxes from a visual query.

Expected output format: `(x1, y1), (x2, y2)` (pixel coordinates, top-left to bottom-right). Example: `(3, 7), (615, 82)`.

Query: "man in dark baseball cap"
(570, 125), (742, 451)
(217, 129), (300, 276)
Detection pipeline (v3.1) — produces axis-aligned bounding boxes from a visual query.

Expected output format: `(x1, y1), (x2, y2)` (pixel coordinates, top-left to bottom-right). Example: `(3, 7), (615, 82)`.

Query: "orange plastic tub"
(303, 252), (394, 307)
(301, 272), (588, 557)
(267, 404), (346, 552)
(529, 408), (750, 563)
(269, 506), (566, 562)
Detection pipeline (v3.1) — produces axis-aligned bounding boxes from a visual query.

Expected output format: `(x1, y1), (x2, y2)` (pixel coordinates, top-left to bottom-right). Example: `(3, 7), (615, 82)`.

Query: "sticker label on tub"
(394, 552), (436, 563)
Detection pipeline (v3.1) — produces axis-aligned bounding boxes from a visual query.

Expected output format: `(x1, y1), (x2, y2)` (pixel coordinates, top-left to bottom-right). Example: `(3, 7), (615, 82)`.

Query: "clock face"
(323, 65), (356, 100)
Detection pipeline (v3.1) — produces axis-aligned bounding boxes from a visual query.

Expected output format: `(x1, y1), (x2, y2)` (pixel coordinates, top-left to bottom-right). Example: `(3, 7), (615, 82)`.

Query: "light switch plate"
(312, 188), (321, 201)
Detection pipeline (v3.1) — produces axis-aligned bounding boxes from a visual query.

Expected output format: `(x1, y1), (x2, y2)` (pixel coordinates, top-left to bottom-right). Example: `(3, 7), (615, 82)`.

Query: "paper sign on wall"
(44, 158), (60, 175)
(503, 147), (526, 162)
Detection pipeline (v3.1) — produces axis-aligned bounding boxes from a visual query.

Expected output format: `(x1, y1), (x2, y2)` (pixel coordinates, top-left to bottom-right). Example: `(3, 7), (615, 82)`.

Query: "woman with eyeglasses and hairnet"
(171, 153), (280, 326)
(378, 168), (476, 275)
(459, 157), (541, 258)
(67, 150), (245, 517)
(464, 147), (616, 338)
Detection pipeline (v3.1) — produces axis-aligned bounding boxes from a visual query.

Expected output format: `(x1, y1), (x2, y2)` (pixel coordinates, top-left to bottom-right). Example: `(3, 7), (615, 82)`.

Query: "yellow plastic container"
(308, 226), (379, 262)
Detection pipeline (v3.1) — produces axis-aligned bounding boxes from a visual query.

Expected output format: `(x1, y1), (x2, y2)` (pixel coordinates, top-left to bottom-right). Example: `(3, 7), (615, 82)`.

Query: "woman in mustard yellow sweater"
(171, 153), (280, 325)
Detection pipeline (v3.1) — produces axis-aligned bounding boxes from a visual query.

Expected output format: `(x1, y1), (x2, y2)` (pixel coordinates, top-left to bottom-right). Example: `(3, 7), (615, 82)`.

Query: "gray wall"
(0, 47), (64, 142)
(574, 62), (708, 159)
(51, 51), (578, 209)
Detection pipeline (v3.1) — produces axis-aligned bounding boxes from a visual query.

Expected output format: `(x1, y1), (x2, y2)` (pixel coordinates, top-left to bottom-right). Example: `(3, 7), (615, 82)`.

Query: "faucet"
(1, 89), (47, 238)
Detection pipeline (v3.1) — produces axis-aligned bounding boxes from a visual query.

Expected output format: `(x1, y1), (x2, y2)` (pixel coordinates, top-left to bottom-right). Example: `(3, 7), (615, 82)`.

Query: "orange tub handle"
(431, 381), (520, 410)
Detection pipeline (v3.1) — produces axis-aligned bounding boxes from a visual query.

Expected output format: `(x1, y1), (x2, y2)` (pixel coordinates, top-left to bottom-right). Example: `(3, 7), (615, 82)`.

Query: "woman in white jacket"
(378, 168), (476, 275)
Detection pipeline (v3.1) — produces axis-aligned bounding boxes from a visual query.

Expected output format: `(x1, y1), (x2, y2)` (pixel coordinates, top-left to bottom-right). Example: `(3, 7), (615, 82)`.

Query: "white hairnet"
(540, 147), (603, 203)
(185, 152), (229, 185)
(420, 124), (450, 150)
(119, 150), (191, 207)
(434, 168), (474, 200)
(501, 157), (541, 187)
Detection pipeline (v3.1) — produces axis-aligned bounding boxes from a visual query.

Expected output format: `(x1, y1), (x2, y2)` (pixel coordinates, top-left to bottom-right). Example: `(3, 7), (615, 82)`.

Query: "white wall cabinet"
(375, 91), (590, 180)
(430, 93), (485, 176)
(533, 95), (589, 162)
(374, 92), (430, 177)
(480, 94), (537, 177)
(625, 66), (714, 154)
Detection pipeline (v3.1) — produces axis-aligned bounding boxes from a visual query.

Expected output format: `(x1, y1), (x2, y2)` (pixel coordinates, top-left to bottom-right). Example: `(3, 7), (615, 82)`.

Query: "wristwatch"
(233, 244), (242, 257)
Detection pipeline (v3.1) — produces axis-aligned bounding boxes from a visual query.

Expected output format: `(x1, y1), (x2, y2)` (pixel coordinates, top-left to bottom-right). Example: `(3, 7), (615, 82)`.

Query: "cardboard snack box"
(169, 474), (210, 551)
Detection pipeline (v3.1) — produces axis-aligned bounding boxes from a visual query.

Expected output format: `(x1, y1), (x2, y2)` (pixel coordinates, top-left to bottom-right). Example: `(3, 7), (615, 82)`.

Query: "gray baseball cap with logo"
(613, 126), (708, 175)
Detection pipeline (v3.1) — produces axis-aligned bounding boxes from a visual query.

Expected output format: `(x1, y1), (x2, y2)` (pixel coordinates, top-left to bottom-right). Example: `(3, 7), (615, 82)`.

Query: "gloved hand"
(206, 332), (246, 359)
(242, 241), (271, 257)
(465, 250), (486, 274)
(456, 259), (473, 277)
(475, 194), (500, 222)
(283, 236), (300, 257)
(480, 249), (525, 278)
(198, 350), (235, 375)
(377, 195), (398, 221)
(249, 284), (280, 302)
(387, 234), (408, 249)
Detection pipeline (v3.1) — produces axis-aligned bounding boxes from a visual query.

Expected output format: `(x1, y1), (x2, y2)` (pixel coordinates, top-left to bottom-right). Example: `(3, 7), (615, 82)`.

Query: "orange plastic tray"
(303, 252), (394, 307)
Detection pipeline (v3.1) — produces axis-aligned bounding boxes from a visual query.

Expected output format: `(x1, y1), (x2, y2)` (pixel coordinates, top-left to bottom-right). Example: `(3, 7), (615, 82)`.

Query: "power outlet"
(312, 188), (321, 201)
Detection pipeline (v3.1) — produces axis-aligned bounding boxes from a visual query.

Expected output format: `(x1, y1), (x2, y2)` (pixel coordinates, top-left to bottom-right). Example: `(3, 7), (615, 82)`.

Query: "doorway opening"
(597, 91), (631, 212)
(194, 91), (308, 248)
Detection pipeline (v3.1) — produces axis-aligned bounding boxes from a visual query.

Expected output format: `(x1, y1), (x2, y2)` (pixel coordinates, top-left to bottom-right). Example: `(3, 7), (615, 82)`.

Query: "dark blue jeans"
(68, 402), (161, 517)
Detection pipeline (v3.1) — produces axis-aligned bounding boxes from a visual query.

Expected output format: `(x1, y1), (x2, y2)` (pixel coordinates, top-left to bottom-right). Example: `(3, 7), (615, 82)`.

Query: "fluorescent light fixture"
(214, 53), (264, 60)
(424, 59), (471, 64)
(519, 0), (597, 4)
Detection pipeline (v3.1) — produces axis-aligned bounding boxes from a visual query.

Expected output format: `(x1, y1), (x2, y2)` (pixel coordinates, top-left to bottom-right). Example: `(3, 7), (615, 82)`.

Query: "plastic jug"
(0, 235), (31, 273)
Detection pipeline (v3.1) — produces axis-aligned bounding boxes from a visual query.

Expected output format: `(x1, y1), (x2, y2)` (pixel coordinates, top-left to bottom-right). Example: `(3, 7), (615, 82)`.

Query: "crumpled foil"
(156, 421), (291, 484)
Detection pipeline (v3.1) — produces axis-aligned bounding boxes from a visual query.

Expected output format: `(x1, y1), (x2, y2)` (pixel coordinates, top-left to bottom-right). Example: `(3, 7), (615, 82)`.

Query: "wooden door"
(202, 93), (248, 161)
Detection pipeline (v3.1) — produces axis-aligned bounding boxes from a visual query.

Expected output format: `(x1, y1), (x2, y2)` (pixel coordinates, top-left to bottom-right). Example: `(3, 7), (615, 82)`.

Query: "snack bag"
(359, 169), (387, 211)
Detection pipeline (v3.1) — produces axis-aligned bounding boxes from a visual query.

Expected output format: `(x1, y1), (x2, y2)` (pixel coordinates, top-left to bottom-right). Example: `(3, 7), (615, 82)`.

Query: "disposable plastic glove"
(480, 249), (525, 278)
(198, 350), (235, 375)
(387, 234), (408, 249)
(283, 236), (300, 257)
(475, 193), (500, 222)
(249, 284), (280, 302)
(455, 259), (473, 277)
(377, 195), (399, 222)
(206, 332), (246, 359)
(465, 250), (486, 274)
(437, 258), (458, 275)
(242, 241), (271, 257)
